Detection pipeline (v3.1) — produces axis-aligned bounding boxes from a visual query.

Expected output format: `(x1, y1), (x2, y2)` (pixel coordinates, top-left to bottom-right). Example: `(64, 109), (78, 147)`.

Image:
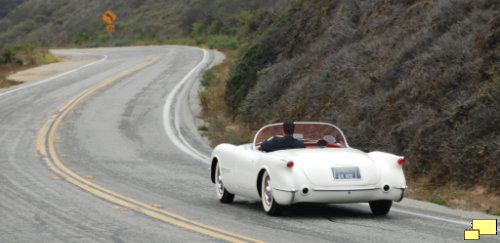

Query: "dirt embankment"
(7, 54), (98, 83)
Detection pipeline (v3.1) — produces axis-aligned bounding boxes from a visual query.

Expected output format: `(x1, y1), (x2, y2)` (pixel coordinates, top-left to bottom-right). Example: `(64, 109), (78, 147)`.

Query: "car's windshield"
(253, 122), (348, 149)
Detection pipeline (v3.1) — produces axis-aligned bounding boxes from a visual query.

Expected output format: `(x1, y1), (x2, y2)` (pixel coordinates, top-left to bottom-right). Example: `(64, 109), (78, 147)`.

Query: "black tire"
(261, 171), (283, 216)
(214, 162), (234, 203)
(369, 200), (392, 216)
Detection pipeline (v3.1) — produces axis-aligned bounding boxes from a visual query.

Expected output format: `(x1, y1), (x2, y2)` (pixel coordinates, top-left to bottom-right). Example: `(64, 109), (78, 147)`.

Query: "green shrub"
(1, 48), (15, 63)
(197, 125), (209, 131)
(74, 32), (90, 45)
(210, 36), (238, 50)
(201, 71), (219, 87)
(192, 23), (205, 37)
(428, 195), (447, 206)
(98, 34), (110, 43)
(214, 37), (238, 50)
(85, 42), (101, 48)
(113, 39), (135, 47)
(489, 210), (500, 216)
(225, 35), (282, 110)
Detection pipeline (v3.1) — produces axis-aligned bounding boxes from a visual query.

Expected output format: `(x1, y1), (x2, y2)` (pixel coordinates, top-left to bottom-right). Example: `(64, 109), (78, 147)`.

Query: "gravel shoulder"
(7, 54), (98, 83)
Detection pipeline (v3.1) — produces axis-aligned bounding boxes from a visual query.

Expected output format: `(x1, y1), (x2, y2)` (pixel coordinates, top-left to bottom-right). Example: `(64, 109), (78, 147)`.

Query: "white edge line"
(391, 208), (474, 227)
(174, 50), (211, 161)
(393, 207), (500, 231)
(0, 52), (107, 98)
(163, 48), (210, 163)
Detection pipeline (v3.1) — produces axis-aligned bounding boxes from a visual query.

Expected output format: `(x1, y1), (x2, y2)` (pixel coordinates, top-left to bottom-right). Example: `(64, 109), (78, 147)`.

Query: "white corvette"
(210, 122), (407, 216)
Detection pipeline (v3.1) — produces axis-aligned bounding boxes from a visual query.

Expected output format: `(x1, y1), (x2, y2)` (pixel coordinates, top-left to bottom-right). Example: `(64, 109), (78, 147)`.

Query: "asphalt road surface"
(1, 46), (498, 242)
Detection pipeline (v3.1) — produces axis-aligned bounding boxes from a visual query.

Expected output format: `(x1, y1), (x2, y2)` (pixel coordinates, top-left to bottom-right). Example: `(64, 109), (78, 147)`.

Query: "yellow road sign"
(102, 10), (117, 25)
(106, 24), (115, 33)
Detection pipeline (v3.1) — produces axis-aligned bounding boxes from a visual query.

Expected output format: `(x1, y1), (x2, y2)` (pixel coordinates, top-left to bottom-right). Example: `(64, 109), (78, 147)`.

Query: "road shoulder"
(7, 53), (98, 83)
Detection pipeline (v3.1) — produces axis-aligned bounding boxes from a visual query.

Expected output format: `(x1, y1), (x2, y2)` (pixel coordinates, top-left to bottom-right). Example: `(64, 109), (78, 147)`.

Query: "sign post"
(102, 10), (117, 40)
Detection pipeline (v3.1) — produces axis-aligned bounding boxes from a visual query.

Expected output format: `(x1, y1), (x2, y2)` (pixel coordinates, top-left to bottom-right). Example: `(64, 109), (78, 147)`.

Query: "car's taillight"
(398, 158), (405, 165)
(286, 161), (294, 168)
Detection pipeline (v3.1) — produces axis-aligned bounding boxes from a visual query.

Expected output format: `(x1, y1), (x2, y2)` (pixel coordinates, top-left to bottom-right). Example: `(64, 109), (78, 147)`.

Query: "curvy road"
(1, 46), (498, 242)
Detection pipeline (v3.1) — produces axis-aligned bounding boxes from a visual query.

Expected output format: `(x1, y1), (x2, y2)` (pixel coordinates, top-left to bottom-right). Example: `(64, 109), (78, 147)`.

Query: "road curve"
(0, 46), (498, 243)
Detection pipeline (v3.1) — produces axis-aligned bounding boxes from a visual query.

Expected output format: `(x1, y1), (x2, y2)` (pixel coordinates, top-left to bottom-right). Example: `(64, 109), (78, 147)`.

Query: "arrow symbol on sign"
(105, 13), (113, 21)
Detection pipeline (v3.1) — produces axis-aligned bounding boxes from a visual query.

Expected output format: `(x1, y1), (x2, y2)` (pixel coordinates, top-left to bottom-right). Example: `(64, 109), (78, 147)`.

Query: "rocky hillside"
(226, 0), (499, 192)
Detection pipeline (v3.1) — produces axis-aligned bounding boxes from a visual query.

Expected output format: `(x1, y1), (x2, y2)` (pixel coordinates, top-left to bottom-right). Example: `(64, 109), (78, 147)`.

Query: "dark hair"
(283, 121), (295, 135)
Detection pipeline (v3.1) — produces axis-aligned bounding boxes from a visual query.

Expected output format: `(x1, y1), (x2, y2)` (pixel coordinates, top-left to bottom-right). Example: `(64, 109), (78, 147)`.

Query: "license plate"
(332, 167), (361, 180)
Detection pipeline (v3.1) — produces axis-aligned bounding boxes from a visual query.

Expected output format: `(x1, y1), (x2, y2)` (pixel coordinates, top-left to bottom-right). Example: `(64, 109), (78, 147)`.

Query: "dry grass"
(0, 78), (21, 89)
(0, 64), (28, 88)
(407, 175), (500, 215)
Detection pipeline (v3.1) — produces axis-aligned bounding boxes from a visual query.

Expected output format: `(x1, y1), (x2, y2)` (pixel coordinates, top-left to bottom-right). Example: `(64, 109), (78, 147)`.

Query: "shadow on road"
(229, 200), (388, 219)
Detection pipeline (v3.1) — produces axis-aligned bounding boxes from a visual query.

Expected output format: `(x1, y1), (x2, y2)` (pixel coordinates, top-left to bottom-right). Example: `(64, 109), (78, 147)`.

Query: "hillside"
(0, 0), (24, 19)
(223, 0), (499, 204)
(0, 0), (287, 48)
(0, 0), (289, 87)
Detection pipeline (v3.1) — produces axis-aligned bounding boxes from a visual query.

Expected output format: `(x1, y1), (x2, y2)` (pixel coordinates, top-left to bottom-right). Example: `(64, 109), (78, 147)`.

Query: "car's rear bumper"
(273, 185), (407, 205)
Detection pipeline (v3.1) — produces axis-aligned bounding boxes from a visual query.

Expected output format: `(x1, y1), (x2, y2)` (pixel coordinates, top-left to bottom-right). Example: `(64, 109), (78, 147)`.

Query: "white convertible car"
(210, 122), (407, 216)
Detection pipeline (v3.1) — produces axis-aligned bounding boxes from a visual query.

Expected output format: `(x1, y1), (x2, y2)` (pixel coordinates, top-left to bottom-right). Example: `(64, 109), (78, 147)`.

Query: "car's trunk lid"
(277, 148), (381, 187)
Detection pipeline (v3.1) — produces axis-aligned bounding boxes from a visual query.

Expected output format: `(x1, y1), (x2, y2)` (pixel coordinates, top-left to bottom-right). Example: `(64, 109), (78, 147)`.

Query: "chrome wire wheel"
(263, 174), (272, 207)
(261, 171), (282, 216)
(214, 162), (234, 203)
(216, 165), (224, 196)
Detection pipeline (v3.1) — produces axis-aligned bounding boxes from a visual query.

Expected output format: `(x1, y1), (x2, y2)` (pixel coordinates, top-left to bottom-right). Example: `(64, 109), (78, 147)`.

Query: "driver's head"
(283, 121), (295, 136)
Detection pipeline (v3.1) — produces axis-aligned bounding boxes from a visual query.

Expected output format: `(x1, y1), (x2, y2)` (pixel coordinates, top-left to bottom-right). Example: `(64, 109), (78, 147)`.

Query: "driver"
(261, 121), (306, 152)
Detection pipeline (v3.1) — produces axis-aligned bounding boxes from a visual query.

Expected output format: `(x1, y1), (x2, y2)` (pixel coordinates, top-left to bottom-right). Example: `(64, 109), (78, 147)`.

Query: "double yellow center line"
(36, 55), (264, 243)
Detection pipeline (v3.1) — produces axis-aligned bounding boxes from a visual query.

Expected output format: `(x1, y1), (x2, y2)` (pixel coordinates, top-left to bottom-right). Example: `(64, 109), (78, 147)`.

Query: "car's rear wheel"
(215, 162), (234, 203)
(369, 200), (392, 216)
(261, 171), (283, 216)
